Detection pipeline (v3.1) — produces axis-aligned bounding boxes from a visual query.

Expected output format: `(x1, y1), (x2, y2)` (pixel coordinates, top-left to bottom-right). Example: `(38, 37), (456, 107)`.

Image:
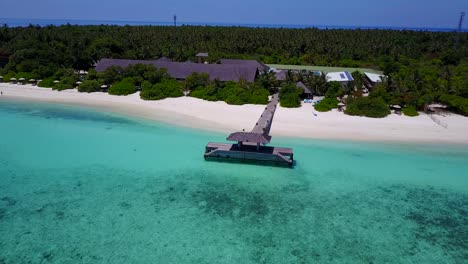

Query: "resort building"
(326, 71), (354, 86)
(273, 69), (287, 82)
(296, 81), (313, 99)
(195, 52), (209, 63)
(364, 72), (385, 89)
(94, 58), (263, 83)
(218, 59), (269, 72)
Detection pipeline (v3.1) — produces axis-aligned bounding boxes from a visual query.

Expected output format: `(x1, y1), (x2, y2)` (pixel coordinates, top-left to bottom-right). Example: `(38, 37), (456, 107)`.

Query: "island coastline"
(2, 83), (468, 145)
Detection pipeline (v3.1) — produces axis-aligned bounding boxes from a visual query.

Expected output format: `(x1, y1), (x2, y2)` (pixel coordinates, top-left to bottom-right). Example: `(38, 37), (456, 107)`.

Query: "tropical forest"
(0, 24), (467, 117)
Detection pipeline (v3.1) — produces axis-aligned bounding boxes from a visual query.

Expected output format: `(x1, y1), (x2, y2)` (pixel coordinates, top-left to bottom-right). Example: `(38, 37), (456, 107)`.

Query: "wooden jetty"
(204, 94), (294, 167)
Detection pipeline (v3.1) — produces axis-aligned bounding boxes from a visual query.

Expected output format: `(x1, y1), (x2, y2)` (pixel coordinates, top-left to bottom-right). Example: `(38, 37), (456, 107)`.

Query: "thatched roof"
(275, 70), (287, 81)
(227, 132), (271, 144)
(296, 81), (312, 94)
(95, 58), (259, 82)
(156, 56), (172, 62)
(219, 59), (269, 72)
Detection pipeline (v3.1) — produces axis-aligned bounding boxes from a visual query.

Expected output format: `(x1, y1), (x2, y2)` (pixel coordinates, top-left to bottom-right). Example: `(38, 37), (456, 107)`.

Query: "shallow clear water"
(0, 100), (467, 263)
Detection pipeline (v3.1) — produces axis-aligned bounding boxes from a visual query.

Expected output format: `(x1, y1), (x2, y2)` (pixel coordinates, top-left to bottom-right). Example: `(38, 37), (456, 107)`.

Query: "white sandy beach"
(1, 83), (467, 145)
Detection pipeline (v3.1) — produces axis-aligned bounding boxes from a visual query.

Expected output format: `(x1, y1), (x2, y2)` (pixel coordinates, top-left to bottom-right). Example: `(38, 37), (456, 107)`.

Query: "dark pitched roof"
(156, 56), (172, 62)
(227, 132), (271, 144)
(275, 70), (287, 81)
(296, 81), (312, 94)
(219, 59), (269, 72)
(195, 52), (209, 57)
(94, 58), (259, 82)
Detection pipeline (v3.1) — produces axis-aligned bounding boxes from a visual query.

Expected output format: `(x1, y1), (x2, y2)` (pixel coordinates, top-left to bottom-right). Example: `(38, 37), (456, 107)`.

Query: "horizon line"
(1, 17), (465, 31)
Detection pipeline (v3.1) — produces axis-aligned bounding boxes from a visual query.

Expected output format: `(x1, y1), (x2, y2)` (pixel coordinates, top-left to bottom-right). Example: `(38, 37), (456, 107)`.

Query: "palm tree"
(257, 69), (277, 93)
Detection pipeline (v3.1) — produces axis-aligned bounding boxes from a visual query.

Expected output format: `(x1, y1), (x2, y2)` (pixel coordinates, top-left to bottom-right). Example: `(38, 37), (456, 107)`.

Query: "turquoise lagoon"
(0, 100), (467, 263)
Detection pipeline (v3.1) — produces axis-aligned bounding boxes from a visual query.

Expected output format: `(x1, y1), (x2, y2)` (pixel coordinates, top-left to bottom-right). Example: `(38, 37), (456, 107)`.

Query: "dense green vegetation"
(78, 80), (101, 93)
(108, 77), (136, 95)
(37, 77), (55, 88)
(402, 106), (419, 117)
(190, 77), (269, 105)
(279, 83), (302, 108)
(0, 24), (467, 113)
(140, 79), (183, 100)
(439, 94), (468, 116)
(2, 24), (466, 69)
(314, 98), (340, 112)
(345, 97), (391, 118)
(53, 76), (76, 91)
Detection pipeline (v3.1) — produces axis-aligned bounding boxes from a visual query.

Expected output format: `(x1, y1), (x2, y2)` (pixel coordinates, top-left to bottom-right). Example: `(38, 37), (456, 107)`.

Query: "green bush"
(98, 66), (124, 84)
(15, 72), (36, 81)
(402, 106), (419, 117)
(325, 81), (344, 98)
(279, 83), (302, 108)
(345, 97), (391, 118)
(53, 82), (74, 91)
(38, 77), (56, 88)
(140, 79), (182, 100)
(184, 72), (210, 92)
(280, 93), (302, 108)
(439, 94), (468, 116)
(314, 98), (339, 112)
(218, 82), (249, 105)
(140, 80), (152, 91)
(78, 80), (101, 93)
(51, 76), (76, 91)
(250, 86), (270, 105)
(61, 76), (77, 86)
(189, 81), (269, 105)
(2, 71), (16, 82)
(108, 77), (136, 95)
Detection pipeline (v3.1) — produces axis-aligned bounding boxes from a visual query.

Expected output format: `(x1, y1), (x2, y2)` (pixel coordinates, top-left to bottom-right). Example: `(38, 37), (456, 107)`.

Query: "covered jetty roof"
(95, 58), (259, 82)
(227, 132), (271, 144)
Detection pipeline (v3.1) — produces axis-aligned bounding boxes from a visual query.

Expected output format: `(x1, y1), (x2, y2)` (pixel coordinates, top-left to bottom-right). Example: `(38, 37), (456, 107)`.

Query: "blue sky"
(1, 0), (467, 28)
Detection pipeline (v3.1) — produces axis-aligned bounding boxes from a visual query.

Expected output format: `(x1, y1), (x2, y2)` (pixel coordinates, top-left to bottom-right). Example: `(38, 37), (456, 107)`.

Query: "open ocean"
(0, 18), (466, 32)
(0, 99), (467, 263)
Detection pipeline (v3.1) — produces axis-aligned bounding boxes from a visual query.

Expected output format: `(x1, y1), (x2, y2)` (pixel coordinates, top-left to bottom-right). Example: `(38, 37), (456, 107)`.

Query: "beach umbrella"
(10, 77), (17, 81)
(337, 102), (345, 106)
(18, 77), (25, 81)
(428, 103), (447, 109)
(101, 85), (107, 88)
(76, 81), (82, 84)
(29, 79), (35, 82)
(0, 76), (3, 79)
(79, 70), (85, 74)
(393, 105), (401, 109)
(53, 80), (60, 83)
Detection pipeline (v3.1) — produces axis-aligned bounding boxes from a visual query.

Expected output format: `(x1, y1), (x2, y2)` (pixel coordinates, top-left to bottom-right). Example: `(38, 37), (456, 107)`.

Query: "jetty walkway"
(204, 94), (294, 166)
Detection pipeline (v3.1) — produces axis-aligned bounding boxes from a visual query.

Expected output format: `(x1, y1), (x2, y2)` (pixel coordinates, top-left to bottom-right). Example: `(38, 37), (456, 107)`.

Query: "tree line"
(0, 24), (467, 116)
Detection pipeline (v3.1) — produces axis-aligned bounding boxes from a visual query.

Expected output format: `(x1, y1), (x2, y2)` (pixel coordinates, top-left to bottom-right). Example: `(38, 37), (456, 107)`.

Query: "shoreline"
(1, 83), (468, 145)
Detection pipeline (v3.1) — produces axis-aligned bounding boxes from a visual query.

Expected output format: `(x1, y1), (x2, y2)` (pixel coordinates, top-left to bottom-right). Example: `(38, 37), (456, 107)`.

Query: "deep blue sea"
(0, 99), (467, 263)
(1, 18), (466, 32)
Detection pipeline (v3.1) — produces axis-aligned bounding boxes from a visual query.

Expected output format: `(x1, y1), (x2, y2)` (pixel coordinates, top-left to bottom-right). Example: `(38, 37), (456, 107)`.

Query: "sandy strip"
(1, 83), (468, 145)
